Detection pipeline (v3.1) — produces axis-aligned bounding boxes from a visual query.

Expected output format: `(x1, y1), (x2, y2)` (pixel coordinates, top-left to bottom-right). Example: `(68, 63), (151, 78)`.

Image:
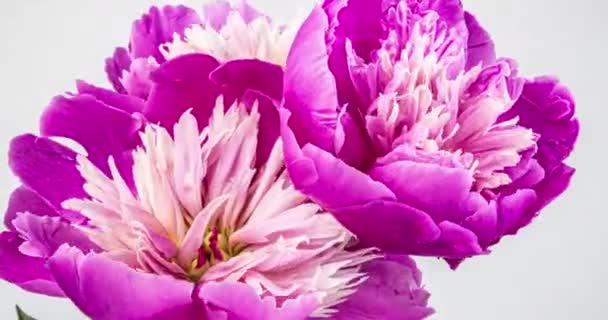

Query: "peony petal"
(240, 90), (280, 168)
(120, 57), (159, 99)
(497, 77), (578, 240)
(534, 163), (575, 210)
(4, 186), (58, 230)
(104, 47), (131, 94)
(369, 158), (474, 223)
(208, 59), (283, 167)
(210, 59), (283, 103)
(464, 12), (496, 69)
(202, 0), (264, 31)
(233, 1), (265, 24)
(332, 200), (441, 253)
(130, 5), (201, 63)
(202, 0), (233, 30)
(40, 94), (144, 174)
(462, 201), (498, 248)
(422, 0), (466, 27)
(335, 254), (434, 320)
(146, 53), (221, 131)
(198, 281), (318, 320)
(332, 0), (384, 61)
(12, 212), (99, 258)
(76, 80), (145, 114)
(0, 232), (64, 297)
(497, 189), (538, 236)
(335, 108), (375, 170)
(281, 110), (395, 210)
(328, 37), (362, 109)
(506, 163), (575, 236)
(414, 221), (483, 259)
(501, 156), (546, 194)
(48, 246), (199, 319)
(8, 134), (87, 215)
(505, 77), (579, 172)
(284, 5), (338, 151)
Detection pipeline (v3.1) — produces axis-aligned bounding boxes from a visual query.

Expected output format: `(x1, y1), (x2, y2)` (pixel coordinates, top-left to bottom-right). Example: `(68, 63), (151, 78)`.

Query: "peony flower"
(0, 2), (433, 319)
(280, 0), (579, 265)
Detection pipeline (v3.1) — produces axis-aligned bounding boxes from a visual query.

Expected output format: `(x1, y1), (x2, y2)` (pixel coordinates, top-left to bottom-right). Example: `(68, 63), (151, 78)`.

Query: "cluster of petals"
(0, 1), (434, 319)
(0, 0), (578, 319)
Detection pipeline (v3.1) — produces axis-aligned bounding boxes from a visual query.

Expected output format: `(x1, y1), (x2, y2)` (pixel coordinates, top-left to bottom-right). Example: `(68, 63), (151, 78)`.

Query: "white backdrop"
(0, 0), (604, 319)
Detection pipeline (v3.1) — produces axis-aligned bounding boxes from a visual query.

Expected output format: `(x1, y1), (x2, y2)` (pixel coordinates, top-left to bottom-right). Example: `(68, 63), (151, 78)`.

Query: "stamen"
(207, 226), (224, 262)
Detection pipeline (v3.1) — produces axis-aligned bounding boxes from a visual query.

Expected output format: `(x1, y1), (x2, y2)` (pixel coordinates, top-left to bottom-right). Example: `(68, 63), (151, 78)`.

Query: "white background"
(0, 0), (604, 319)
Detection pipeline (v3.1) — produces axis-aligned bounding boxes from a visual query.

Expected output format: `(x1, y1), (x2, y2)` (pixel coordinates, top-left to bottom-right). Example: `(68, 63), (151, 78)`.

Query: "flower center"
(350, 9), (535, 191)
(187, 226), (239, 281)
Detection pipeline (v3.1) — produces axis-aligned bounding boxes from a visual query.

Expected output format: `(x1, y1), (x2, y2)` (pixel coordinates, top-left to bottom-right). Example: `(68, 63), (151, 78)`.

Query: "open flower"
(2, 97), (434, 319)
(281, 0), (579, 265)
(0, 2), (434, 319)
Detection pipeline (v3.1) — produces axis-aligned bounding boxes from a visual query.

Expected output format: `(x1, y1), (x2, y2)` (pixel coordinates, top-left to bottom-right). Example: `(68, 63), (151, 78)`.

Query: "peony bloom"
(281, 0), (579, 265)
(0, 2), (433, 319)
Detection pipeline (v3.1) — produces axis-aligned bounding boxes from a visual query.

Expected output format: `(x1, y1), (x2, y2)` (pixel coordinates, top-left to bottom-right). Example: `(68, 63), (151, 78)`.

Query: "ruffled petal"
(462, 201), (498, 248)
(240, 90), (280, 168)
(335, 254), (434, 320)
(505, 77), (579, 172)
(423, 0), (465, 26)
(332, 0), (384, 61)
(502, 163), (575, 237)
(332, 200), (440, 253)
(130, 5), (201, 63)
(413, 221), (483, 259)
(502, 157), (545, 193)
(48, 246), (199, 320)
(76, 81), (144, 114)
(232, 1), (265, 24)
(497, 189), (538, 237)
(464, 12), (496, 69)
(146, 53), (221, 131)
(104, 47), (131, 94)
(202, 0), (264, 31)
(121, 57), (159, 99)
(210, 59), (283, 103)
(281, 110), (395, 210)
(328, 37), (362, 108)
(495, 77), (578, 240)
(0, 232), (63, 297)
(12, 213), (99, 258)
(4, 186), (57, 230)
(534, 163), (575, 210)
(40, 94), (144, 174)
(198, 281), (319, 320)
(369, 158), (474, 223)
(202, 0), (232, 30)
(8, 134), (87, 216)
(284, 5), (339, 151)
(335, 109), (375, 169)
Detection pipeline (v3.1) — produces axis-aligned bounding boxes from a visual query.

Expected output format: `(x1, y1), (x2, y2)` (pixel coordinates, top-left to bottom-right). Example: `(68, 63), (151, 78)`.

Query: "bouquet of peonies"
(1, 1), (578, 319)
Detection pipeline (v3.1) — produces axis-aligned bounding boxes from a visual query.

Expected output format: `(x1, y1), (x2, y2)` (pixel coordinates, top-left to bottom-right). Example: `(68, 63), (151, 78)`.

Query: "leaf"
(16, 305), (37, 320)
